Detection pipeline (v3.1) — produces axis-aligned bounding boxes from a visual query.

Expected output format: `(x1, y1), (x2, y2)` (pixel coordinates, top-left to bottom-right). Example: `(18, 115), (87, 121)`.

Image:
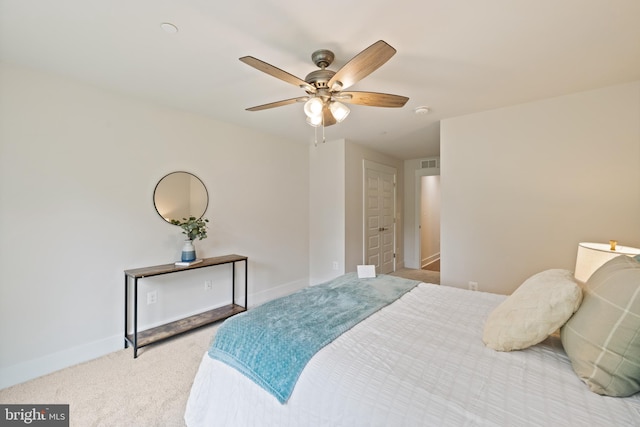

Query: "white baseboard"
(0, 278), (309, 390)
(0, 334), (123, 390)
(249, 278), (308, 307)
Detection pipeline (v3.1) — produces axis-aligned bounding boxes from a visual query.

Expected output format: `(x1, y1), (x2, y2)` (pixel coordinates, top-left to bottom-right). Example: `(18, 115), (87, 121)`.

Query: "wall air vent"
(419, 158), (440, 169)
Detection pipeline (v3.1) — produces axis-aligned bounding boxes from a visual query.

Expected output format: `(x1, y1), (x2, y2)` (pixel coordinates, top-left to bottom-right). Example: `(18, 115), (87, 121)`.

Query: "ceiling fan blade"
(336, 91), (409, 108)
(323, 106), (337, 126)
(327, 40), (396, 91)
(246, 97), (307, 111)
(240, 56), (315, 92)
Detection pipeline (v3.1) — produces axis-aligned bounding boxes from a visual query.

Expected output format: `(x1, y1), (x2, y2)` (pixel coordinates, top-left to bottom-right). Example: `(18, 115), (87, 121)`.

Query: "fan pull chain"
(313, 113), (326, 146)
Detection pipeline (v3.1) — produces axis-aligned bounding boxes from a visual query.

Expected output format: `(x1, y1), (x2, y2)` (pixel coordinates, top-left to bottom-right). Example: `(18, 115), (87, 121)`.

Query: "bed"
(185, 268), (640, 426)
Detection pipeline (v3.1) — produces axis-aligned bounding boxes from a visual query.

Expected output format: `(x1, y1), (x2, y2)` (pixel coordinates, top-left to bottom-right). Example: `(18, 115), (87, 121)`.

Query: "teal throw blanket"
(208, 272), (419, 403)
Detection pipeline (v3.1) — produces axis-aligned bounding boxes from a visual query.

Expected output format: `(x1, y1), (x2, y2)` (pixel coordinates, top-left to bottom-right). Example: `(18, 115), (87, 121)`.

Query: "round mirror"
(153, 171), (208, 223)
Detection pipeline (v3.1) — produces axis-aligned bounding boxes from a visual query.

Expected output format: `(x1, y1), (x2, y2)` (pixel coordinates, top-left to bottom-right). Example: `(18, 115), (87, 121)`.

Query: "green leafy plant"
(170, 216), (210, 241)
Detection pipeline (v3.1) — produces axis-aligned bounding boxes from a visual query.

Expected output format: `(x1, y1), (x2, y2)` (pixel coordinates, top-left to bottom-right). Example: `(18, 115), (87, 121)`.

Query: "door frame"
(363, 160), (397, 273)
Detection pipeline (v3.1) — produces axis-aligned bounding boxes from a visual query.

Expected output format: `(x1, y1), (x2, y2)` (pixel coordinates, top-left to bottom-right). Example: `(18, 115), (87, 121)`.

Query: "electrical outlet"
(147, 290), (157, 304)
(332, 261), (339, 270)
(468, 281), (478, 291)
(204, 280), (213, 291)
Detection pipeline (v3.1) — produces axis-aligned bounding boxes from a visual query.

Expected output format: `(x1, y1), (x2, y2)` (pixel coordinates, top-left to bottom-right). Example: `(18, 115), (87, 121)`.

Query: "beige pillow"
(483, 269), (582, 351)
(561, 255), (640, 397)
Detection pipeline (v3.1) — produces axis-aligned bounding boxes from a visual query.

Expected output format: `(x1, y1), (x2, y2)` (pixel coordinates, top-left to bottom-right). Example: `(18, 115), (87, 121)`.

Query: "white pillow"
(483, 269), (582, 351)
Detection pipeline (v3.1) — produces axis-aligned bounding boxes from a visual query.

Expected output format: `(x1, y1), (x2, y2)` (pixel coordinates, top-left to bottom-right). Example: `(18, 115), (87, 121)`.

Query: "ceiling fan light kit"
(240, 40), (409, 136)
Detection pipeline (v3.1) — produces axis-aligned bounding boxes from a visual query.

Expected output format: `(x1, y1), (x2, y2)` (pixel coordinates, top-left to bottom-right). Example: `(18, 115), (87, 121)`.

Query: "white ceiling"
(1, 0), (639, 160)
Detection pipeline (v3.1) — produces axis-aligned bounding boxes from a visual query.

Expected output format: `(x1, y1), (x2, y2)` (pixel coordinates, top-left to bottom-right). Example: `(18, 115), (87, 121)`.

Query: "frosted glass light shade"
(574, 242), (640, 283)
(306, 115), (322, 127)
(329, 101), (350, 122)
(304, 97), (324, 118)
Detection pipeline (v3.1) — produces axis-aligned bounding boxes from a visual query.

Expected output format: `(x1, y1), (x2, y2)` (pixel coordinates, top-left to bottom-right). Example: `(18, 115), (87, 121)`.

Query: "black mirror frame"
(153, 171), (209, 224)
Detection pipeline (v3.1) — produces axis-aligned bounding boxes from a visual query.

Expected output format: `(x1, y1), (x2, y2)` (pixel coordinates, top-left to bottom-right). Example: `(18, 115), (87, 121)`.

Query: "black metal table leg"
(124, 273), (129, 348)
(133, 278), (138, 358)
(244, 259), (248, 309)
(232, 262), (236, 305)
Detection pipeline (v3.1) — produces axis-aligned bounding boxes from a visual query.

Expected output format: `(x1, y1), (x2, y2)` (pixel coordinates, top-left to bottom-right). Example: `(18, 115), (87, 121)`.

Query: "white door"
(364, 161), (396, 274)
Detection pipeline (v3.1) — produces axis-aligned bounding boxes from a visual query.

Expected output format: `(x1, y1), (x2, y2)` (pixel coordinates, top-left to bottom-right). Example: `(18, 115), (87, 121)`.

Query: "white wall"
(441, 81), (640, 295)
(309, 139), (346, 285)
(309, 139), (404, 284)
(0, 63), (310, 388)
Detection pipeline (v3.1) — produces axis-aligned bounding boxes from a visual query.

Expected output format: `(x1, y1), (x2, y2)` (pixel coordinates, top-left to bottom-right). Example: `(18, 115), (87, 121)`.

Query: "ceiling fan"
(240, 40), (409, 129)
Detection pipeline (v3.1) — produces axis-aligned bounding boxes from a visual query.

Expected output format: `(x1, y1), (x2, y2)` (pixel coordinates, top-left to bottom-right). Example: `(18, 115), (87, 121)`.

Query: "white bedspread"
(185, 283), (640, 426)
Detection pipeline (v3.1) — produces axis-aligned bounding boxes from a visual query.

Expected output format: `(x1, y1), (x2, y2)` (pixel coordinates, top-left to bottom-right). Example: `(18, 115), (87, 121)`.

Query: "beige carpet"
(0, 323), (220, 427)
(391, 267), (440, 284)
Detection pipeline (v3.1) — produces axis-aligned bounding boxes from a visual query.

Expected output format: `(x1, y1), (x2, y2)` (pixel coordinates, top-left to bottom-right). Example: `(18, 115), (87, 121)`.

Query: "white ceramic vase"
(181, 239), (196, 262)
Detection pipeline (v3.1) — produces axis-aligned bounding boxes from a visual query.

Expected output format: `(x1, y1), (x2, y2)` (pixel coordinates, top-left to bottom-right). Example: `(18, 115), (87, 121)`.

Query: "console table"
(124, 254), (248, 358)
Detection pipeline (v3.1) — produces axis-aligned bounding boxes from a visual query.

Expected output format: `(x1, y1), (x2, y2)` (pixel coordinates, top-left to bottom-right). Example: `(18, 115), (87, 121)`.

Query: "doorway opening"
(414, 158), (440, 273)
(420, 175), (441, 271)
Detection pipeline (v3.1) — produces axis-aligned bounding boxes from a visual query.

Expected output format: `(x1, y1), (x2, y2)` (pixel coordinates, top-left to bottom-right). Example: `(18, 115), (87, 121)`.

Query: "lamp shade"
(574, 242), (640, 283)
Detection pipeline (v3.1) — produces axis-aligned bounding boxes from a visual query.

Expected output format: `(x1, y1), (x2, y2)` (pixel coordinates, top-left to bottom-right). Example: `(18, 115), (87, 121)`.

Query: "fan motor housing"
(305, 49), (337, 90)
(305, 69), (336, 89)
